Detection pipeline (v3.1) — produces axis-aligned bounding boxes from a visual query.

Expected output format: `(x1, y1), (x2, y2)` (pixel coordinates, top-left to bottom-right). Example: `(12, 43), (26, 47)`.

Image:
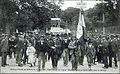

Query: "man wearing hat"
(78, 35), (86, 66)
(108, 36), (118, 68)
(0, 34), (9, 67)
(68, 36), (78, 70)
(50, 34), (62, 69)
(62, 33), (69, 66)
(56, 34), (63, 58)
(102, 37), (109, 69)
(86, 40), (95, 70)
(37, 35), (48, 71)
(92, 37), (99, 64)
(16, 33), (25, 67)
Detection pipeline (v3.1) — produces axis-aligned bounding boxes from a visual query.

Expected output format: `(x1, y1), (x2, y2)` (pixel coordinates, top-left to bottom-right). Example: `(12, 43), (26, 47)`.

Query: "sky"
(60, 0), (102, 10)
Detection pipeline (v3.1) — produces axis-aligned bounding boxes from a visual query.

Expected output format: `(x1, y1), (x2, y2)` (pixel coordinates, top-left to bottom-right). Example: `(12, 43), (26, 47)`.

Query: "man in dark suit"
(37, 35), (48, 71)
(62, 34), (69, 66)
(52, 35), (62, 69)
(16, 33), (25, 67)
(93, 38), (99, 64)
(102, 38), (109, 69)
(109, 37), (118, 68)
(0, 34), (9, 67)
(78, 36), (86, 66)
(8, 35), (16, 59)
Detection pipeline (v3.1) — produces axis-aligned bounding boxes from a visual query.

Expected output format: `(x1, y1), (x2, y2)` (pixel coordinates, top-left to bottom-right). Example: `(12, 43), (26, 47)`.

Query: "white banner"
(76, 11), (86, 39)
(82, 14), (86, 27)
(76, 11), (83, 39)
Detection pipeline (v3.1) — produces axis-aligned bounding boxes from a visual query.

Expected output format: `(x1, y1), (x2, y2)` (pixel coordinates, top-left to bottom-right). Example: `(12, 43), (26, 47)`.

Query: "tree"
(85, 3), (104, 30)
(104, 0), (119, 26)
(61, 7), (79, 30)
(0, 0), (17, 34)
(16, 0), (62, 32)
(0, 0), (63, 33)
(84, 0), (120, 32)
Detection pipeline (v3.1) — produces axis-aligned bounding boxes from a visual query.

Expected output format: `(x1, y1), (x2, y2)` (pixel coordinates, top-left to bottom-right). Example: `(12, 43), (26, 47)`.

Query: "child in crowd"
(26, 43), (36, 67)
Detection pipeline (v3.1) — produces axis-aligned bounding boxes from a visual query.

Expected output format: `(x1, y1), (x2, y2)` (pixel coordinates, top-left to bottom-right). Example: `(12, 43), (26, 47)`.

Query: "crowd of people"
(0, 32), (119, 71)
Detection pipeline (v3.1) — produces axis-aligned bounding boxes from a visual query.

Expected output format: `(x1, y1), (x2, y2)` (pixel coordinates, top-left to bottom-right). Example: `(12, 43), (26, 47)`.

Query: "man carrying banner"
(76, 8), (87, 66)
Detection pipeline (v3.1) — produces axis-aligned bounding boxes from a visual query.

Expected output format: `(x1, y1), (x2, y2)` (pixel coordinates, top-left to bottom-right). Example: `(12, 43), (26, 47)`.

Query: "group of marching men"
(0, 32), (119, 71)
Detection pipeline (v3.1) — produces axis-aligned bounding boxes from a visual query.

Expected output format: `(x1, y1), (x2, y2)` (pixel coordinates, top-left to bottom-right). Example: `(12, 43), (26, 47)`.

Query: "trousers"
(38, 52), (46, 70)
(63, 49), (69, 66)
(103, 54), (108, 68)
(1, 52), (7, 66)
(16, 50), (23, 66)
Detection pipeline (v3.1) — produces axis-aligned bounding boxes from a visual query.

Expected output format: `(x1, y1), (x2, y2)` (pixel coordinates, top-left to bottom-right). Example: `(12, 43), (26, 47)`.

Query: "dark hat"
(63, 33), (67, 37)
(51, 34), (55, 37)
(68, 33), (72, 36)
(49, 38), (53, 40)
(88, 38), (93, 43)
(88, 40), (93, 44)
(56, 34), (60, 37)
(45, 33), (50, 35)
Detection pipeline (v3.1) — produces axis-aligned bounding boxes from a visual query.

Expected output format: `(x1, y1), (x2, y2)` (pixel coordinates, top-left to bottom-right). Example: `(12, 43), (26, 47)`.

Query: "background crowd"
(0, 32), (120, 71)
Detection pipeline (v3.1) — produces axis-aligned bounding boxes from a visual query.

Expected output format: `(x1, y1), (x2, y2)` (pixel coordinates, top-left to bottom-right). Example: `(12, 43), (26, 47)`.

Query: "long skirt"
(28, 53), (36, 64)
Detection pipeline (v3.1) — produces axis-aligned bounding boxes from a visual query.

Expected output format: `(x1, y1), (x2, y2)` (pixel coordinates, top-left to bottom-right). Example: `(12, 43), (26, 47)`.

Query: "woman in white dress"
(26, 43), (36, 67)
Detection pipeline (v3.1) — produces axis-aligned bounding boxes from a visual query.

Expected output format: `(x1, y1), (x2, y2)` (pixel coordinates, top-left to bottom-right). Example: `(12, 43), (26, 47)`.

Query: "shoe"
(80, 64), (84, 66)
(72, 68), (75, 71)
(109, 66), (112, 67)
(102, 67), (108, 69)
(42, 68), (45, 70)
(115, 66), (118, 69)
(38, 69), (41, 71)
(54, 67), (57, 70)
(23, 63), (26, 65)
(18, 65), (23, 67)
(53, 66), (55, 69)
(30, 64), (33, 67)
(2, 65), (5, 67)
(5, 64), (9, 66)
(75, 68), (77, 71)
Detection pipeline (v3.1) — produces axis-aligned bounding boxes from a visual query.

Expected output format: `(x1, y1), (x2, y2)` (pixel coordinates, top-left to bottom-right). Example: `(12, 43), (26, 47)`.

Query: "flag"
(82, 14), (86, 27)
(76, 11), (86, 39)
